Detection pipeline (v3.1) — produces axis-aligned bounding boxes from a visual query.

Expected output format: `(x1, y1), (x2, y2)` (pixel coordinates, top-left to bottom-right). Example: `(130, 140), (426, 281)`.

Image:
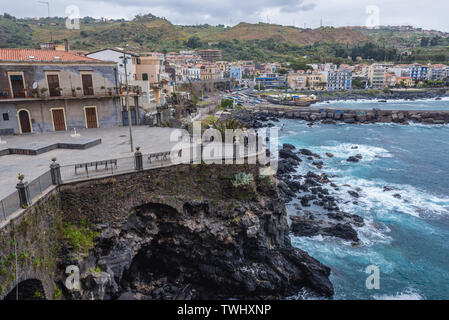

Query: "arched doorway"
(18, 109), (32, 133)
(3, 279), (46, 300)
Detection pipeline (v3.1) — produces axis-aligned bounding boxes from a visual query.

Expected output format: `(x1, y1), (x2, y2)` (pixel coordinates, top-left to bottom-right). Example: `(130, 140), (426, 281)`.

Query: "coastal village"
(0, 5), (449, 303)
(1, 42), (449, 135)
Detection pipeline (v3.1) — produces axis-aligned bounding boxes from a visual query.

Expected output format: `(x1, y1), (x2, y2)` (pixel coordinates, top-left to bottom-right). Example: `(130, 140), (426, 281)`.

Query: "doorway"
(84, 106), (98, 128)
(51, 108), (66, 131)
(18, 109), (32, 133)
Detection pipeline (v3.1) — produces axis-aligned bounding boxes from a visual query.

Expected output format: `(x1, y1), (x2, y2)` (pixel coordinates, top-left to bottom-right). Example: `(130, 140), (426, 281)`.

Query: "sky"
(1, 0), (449, 32)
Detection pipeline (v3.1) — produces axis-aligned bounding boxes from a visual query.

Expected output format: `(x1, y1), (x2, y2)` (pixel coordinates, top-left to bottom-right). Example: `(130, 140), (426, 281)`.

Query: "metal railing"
(0, 86), (120, 100)
(0, 191), (20, 221)
(0, 142), (266, 224)
(0, 170), (53, 223)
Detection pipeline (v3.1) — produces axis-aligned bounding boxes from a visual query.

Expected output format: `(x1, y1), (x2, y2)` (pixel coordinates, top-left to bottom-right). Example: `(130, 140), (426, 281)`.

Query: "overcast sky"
(2, 0), (449, 31)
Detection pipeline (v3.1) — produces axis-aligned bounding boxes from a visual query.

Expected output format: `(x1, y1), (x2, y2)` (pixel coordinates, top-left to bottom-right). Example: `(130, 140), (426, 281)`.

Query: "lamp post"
(121, 45), (134, 152)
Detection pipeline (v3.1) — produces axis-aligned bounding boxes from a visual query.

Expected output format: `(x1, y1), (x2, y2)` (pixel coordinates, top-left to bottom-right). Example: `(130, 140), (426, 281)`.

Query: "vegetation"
(232, 173), (255, 188)
(61, 220), (99, 254)
(1, 13), (448, 64)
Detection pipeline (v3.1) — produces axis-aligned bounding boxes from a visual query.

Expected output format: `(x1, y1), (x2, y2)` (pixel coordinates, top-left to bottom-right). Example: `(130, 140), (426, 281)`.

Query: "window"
(2, 113), (9, 121)
(142, 73), (149, 81)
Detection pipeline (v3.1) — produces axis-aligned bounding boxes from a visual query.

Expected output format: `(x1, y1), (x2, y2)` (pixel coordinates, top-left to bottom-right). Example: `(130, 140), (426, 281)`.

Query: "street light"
(120, 45), (134, 152)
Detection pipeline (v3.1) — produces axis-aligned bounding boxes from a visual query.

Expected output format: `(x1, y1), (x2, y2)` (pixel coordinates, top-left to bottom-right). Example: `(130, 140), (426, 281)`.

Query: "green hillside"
(1, 13), (448, 64)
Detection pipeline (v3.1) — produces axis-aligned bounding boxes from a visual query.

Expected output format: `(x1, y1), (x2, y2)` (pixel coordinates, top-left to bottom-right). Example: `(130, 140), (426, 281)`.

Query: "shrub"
(232, 172), (254, 188)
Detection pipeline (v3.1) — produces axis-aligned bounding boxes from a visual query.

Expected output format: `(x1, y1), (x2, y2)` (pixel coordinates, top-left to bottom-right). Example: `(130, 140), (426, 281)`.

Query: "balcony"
(0, 86), (121, 102)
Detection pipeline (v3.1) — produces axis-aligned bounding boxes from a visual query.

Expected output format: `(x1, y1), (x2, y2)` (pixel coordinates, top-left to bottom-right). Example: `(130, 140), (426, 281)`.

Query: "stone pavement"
(0, 126), (180, 199)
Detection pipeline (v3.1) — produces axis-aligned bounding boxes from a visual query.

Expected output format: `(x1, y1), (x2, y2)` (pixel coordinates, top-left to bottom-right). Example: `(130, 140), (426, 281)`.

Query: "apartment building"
(327, 70), (352, 91)
(0, 49), (121, 135)
(230, 66), (243, 80)
(368, 64), (387, 89)
(288, 72), (327, 90)
(255, 73), (288, 89)
(86, 48), (137, 84)
(199, 63), (222, 80)
(197, 49), (222, 62)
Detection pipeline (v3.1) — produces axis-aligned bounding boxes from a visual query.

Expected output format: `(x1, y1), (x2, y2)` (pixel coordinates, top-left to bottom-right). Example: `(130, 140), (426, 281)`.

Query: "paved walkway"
(0, 126), (180, 199)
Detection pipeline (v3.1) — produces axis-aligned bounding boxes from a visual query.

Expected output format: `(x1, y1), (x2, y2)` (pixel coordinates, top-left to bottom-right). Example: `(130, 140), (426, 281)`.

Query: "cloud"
(0, 0), (448, 31)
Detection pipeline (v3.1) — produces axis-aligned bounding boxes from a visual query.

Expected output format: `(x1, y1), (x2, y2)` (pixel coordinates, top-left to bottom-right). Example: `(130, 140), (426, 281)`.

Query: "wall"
(0, 104), (18, 134)
(13, 97), (120, 133)
(85, 50), (131, 85)
(0, 189), (61, 300)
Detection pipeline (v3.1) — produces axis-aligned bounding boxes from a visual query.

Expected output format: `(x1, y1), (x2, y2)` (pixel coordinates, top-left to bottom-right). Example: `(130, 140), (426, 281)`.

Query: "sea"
(278, 98), (449, 300)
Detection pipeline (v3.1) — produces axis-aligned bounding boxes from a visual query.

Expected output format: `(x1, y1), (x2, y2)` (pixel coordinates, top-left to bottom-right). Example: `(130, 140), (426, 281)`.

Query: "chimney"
(64, 39), (69, 52)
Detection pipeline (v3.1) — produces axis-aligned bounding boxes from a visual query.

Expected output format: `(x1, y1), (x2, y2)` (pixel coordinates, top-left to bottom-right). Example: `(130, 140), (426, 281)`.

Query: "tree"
(420, 37), (429, 47)
(185, 36), (202, 49)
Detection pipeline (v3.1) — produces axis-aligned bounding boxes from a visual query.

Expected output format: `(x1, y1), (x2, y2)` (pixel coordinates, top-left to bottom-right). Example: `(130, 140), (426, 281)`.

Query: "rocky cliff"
(55, 164), (333, 300)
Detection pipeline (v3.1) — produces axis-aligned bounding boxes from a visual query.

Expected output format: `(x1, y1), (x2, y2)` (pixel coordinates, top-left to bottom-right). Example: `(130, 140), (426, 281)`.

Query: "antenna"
(38, 1), (52, 41)
(320, 18), (323, 28)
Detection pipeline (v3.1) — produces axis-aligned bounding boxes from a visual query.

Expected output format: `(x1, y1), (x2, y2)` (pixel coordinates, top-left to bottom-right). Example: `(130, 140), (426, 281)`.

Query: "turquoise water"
(279, 118), (449, 300)
(316, 97), (449, 111)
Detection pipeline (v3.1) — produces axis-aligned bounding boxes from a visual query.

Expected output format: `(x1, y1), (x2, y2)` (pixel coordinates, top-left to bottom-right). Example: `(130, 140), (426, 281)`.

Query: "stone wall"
(0, 189), (62, 300)
(266, 108), (449, 125)
(0, 163), (334, 300)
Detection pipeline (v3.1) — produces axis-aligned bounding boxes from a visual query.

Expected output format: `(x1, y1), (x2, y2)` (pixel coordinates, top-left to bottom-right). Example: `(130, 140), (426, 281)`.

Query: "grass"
(61, 220), (99, 254)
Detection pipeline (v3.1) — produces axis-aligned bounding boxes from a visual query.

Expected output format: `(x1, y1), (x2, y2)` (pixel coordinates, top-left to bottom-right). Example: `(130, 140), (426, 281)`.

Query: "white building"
(86, 48), (137, 85)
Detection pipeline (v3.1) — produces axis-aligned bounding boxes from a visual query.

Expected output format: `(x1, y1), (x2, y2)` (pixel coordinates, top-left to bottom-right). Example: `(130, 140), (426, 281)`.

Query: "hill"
(0, 13), (448, 63)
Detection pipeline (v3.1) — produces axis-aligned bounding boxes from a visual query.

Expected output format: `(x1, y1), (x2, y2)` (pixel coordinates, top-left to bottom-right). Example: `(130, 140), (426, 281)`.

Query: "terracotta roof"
(0, 49), (99, 62)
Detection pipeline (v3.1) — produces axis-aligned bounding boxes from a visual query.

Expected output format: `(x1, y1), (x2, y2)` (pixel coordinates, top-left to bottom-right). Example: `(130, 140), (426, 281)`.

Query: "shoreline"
(230, 107), (449, 126)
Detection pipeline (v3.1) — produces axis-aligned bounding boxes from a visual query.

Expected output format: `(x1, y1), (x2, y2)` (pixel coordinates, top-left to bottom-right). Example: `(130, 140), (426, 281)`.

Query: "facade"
(0, 49), (121, 135)
(396, 77), (415, 87)
(255, 73), (288, 89)
(409, 64), (429, 81)
(230, 66), (242, 80)
(288, 72), (327, 90)
(368, 65), (386, 89)
(327, 70), (352, 91)
(428, 65), (448, 81)
(197, 49), (222, 62)
(200, 63), (222, 81)
(86, 48), (136, 85)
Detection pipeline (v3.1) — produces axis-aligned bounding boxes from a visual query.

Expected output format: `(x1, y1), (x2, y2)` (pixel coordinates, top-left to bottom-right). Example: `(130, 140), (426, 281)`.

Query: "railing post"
(50, 157), (62, 185)
(16, 174), (31, 208)
(134, 146), (143, 171)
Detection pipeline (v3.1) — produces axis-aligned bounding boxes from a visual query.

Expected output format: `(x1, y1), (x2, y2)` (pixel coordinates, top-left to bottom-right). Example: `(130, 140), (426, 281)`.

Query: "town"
(1, 42), (448, 136)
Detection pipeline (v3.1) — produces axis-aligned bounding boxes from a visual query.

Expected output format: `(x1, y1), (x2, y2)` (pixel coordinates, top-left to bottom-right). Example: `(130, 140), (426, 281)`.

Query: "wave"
(373, 288), (424, 300)
(318, 143), (392, 162)
(330, 175), (449, 219)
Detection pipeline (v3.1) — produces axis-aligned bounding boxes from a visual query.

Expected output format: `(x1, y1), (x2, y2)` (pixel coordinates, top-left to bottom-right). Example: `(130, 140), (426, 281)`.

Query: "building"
(197, 49), (222, 62)
(255, 73), (288, 89)
(230, 66), (243, 80)
(428, 65), (449, 81)
(409, 64), (429, 81)
(200, 63), (222, 81)
(396, 76), (415, 87)
(384, 73), (398, 87)
(288, 71), (327, 90)
(368, 65), (386, 89)
(0, 49), (121, 135)
(327, 70), (352, 91)
(86, 48), (137, 85)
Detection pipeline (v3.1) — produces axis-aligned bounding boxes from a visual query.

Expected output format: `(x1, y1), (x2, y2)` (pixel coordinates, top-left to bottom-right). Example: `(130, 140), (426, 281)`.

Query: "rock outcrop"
(57, 164), (334, 300)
